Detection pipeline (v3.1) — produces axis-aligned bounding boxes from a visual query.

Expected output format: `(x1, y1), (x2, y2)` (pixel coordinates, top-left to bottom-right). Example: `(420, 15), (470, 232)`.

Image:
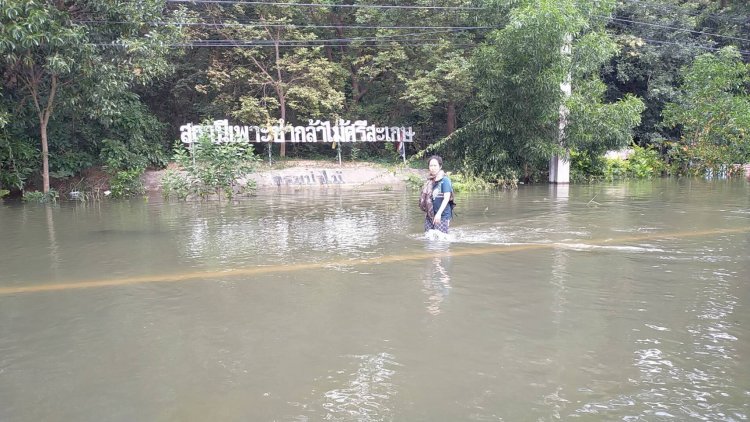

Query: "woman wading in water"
(419, 155), (454, 234)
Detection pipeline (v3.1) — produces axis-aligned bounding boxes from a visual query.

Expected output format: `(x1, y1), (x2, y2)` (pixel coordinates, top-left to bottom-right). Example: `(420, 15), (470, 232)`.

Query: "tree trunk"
(273, 37), (286, 158)
(351, 78), (360, 109)
(524, 163), (530, 184)
(446, 101), (457, 135)
(40, 120), (50, 193)
(27, 72), (57, 193)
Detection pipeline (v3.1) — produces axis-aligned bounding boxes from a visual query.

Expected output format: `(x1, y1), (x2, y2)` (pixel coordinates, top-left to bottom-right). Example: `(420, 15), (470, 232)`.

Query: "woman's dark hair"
(427, 155), (443, 167)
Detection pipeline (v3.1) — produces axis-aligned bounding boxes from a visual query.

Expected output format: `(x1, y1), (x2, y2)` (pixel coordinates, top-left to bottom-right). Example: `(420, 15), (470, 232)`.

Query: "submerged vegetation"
(22, 189), (58, 203)
(1, 0), (749, 199)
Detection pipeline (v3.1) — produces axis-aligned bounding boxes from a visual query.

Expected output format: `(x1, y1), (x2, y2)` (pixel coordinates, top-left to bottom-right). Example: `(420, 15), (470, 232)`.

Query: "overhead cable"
(91, 41), (475, 48)
(165, 0), (485, 10)
(76, 13), (748, 45)
(88, 36), (750, 55)
(638, 37), (750, 56)
(598, 15), (750, 44)
(618, 0), (748, 23)
(75, 20), (497, 30)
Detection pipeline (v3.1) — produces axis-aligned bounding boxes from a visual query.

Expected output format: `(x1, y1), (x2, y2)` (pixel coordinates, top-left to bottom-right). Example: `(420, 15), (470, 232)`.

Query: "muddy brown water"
(1, 179), (749, 421)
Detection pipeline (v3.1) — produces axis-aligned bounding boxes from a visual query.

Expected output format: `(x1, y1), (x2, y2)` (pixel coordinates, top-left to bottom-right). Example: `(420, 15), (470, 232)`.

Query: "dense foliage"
(1, 0), (749, 195)
(662, 46), (750, 175)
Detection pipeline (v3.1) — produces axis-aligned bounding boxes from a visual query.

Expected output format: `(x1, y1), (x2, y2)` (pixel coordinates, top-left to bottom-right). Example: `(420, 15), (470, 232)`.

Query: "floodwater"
(0, 179), (749, 421)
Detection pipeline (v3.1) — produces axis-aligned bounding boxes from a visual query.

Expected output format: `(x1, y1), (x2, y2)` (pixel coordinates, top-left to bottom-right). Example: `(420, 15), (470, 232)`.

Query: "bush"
(0, 135), (38, 192)
(405, 173), (423, 190)
(603, 157), (629, 180)
(626, 145), (664, 178)
(570, 150), (605, 182)
(572, 145), (666, 181)
(407, 171), (504, 192)
(22, 189), (58, 203)
(109, 167), (145, 198)
(163, 137), (259, 200)
(449, 172), (499, 191)
(662, 47), (750, 176)
(161, 169), (190, 200)
(98, 138), (148, 198)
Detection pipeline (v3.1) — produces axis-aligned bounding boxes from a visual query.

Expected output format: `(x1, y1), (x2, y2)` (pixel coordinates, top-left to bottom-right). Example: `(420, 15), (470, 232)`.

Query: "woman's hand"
(432, 215), (441, 225)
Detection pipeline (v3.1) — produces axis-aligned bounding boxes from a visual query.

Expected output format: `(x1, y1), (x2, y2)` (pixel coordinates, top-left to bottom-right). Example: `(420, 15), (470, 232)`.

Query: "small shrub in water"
(109, 167), (145, 198)
(406, 174), (423, 190)
(626, 146), (664, 178)
(161, 169), (190, 200)
(164, 136), (259, 200)
(23, 189), (58, 203)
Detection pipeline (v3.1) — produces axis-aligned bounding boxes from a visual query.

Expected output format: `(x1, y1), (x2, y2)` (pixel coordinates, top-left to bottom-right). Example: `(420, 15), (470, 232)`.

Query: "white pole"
(550, 33), (572, 184)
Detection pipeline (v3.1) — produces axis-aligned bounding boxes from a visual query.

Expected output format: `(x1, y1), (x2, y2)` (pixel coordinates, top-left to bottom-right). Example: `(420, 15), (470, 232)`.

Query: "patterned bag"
(419, 179), (434, 217)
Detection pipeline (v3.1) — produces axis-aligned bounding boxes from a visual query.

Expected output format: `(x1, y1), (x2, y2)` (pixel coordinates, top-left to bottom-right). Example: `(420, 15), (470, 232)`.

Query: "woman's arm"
(432, 191), (451, 224)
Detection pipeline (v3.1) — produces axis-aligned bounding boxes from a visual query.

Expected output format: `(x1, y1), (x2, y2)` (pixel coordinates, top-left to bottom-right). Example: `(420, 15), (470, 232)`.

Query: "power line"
(77, 14), (748, 46)
(90, 36), (750, 57)
(192, 34), (457, 44)
(88, 35), (750, 56)
(90, 30), (750, 55)
(75, 3), (748, 45)
(600, 15), (750, 44)
(292, 28), (466, 42)
(75, 19), (497, 31)
(80, 16), (748, 45)
(607, 19), (750, 56)
(90, 41), (475, 48)
(106, 28), (471, 46)
(165, 0), (486, 11)
(76, 5), (750, 54)
(617, 0), (749, 24)
(213, 44), (472, 49)
(638, 37), (750, 56)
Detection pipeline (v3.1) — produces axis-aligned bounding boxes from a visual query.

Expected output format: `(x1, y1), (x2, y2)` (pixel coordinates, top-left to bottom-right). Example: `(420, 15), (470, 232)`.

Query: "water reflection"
(421, 239), (452, 316)
(422, 256), (452, 316)
(45, 206), (61, 275)
(180, 209), (382, 266)
(542, 184), (572, 419)
(549, 184), (570, 322)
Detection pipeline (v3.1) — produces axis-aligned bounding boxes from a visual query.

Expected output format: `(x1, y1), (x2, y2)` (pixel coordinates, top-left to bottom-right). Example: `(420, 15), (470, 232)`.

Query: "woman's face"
(428, 159), (441, 176)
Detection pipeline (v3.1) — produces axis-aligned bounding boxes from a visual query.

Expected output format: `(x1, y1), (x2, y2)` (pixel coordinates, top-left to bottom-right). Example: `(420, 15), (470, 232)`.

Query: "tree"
(453, 0), (643, 182)
(0, 0), (183, 192)
(397, 0), (477, 137)
(662, 46), (750, 175)
(196, 2), (346, 158)
(565, 31), (646, 157)
(1, 1), (82, 192)
(603, 0), (746, 150)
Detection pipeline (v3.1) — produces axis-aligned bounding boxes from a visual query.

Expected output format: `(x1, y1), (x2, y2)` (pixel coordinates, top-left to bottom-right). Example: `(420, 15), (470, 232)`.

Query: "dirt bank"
(141, 160), (426, 192)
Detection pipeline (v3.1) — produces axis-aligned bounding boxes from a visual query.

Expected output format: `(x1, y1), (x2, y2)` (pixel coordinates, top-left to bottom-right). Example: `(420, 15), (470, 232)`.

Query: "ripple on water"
(320, 353), (399, 421)
(574, 265), (746, 421)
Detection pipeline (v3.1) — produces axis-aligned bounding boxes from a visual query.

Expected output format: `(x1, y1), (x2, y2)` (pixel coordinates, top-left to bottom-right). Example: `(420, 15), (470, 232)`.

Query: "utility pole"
(550, 34), (572, 184)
